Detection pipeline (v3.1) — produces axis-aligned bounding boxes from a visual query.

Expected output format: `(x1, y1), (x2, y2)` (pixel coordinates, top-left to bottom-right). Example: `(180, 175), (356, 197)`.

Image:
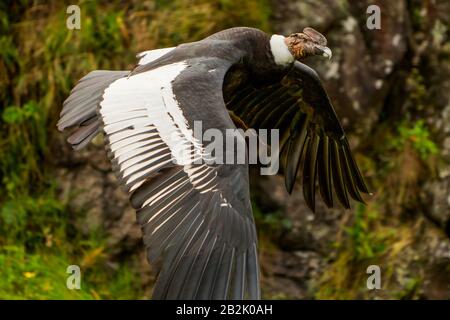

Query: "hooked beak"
(320, 46), (332, 60)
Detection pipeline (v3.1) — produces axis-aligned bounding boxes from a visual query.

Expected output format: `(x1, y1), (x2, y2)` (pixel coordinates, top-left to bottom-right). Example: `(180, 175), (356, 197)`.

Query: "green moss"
(393, 120), (438, 161)
(344, 204), (389, 261)
(315, 202), (398, 299)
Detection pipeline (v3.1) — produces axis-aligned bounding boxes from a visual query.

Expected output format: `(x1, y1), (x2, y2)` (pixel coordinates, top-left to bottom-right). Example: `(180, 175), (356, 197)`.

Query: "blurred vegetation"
(0, 0), (271, 299)
(316, 120), (439, 299)
(315, 83), (442, 299)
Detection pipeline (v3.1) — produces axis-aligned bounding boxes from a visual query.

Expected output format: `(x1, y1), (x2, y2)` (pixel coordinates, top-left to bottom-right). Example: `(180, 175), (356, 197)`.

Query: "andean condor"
(57, 27), (369, 300)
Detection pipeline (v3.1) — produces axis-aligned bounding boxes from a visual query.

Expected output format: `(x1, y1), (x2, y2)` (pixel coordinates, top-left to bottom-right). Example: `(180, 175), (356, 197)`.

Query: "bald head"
(284, 27), (332, 60)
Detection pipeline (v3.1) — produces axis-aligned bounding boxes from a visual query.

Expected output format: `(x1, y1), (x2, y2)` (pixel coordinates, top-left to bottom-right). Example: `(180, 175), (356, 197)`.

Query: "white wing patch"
(99, 62), (217, 193)
(95, 59), (259, 300)
(136, 47), (176, 66)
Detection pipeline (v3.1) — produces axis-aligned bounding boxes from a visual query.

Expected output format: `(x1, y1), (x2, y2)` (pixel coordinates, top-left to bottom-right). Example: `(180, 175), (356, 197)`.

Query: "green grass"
(0, 245), (144, 300)
(0, 245), (93, 299)
(0, 183), (145, 299)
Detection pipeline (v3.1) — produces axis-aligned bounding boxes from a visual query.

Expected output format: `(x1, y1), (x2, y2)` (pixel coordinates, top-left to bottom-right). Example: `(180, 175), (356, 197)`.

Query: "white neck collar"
(270, 34), (294, 66)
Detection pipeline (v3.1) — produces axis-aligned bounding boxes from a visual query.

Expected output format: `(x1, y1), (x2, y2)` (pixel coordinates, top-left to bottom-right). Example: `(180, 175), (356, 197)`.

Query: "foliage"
(344, 204), (389, 261)
(393, 120), (438, 161)
(316, 115), (439, 299)
(0, 245), (144, 300)
(252, 202), (292, 239)
(0, 0), (272, 299)
(148, 0), (271, 47)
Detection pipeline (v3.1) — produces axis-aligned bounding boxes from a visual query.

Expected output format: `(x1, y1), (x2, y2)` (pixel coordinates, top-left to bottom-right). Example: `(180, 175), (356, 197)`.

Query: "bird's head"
(284, 27), (332, 60)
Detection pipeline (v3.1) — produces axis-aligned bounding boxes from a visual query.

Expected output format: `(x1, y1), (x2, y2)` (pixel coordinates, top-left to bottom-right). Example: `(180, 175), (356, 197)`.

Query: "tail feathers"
(57, 70), (128, 149)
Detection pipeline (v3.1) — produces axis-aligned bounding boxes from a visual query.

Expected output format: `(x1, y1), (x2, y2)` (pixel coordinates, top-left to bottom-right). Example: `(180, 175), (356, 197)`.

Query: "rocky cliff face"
(54, 0), (449, 299)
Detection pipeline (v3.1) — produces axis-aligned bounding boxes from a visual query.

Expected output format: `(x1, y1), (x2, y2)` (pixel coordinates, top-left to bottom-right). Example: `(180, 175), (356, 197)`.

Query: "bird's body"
(58, 27), (369, 300)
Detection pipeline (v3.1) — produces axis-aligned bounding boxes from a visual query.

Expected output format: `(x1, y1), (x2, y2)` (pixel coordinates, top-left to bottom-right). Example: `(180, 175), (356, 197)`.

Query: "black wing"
(97, 56), (259, 300)
(225, 61), (369, 211)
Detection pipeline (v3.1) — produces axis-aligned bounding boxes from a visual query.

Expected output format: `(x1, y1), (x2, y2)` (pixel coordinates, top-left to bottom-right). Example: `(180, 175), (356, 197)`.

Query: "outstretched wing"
(99, 57), (259, 300)
(225, 61), (369, 211)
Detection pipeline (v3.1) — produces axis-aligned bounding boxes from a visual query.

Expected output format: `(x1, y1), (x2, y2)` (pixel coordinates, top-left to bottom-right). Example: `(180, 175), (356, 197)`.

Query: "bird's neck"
(234, 30), (293, 81)
(206, 27), (294, 72)
(269, 35), (295, 66)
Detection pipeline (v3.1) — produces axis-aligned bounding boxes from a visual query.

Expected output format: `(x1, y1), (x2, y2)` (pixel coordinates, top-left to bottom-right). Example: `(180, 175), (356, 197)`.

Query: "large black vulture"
(58, 27), (369, 300)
